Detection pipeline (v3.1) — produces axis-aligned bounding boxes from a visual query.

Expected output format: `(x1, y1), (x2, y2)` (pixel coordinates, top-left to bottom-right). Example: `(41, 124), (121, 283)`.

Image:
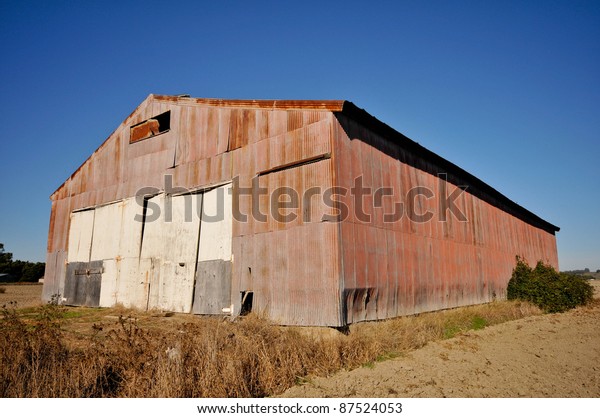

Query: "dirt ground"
(0, 283), (44, 309)
(282, 281), (600, 398)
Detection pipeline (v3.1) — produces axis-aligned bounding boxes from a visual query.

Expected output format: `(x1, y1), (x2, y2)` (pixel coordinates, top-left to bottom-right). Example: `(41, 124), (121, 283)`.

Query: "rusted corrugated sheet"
(225, 108), (340, 325)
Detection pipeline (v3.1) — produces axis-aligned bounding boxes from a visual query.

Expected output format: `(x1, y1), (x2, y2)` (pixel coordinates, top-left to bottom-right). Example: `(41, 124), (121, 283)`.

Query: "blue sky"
(0, 0), (598, 270)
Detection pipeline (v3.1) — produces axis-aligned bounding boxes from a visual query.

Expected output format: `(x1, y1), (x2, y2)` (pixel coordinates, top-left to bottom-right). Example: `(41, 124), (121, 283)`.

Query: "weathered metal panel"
(192, 260), (232, 314)
(198, 184), (232, 261)
(67, 209), (94, 263)
(140, 194), (201, 312)
(51, 198), (71, 253)
(98, 258), (118, 307)
(63, 261), (102, 307)
(249, 220), (341, 326)
(176, 105), (221, 166)
(42, 250), (66, 303)
(228, 109), (255, 151)
(80, 198), (146, 308)
(89, 203), (120, 261)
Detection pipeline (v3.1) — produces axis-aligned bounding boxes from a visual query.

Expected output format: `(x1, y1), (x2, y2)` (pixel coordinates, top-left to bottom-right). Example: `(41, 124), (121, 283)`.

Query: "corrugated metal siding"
(227, 109), (340, 326)
(333, 113), (559, 323)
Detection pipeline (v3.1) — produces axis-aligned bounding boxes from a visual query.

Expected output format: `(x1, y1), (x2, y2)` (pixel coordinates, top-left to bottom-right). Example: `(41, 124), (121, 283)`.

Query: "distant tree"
(0, 243), (13, 265)
(0, 243), (45, 282)
(0, 244), (14, 278)
(584, 268), (590, 273)
(597, 269), (600, 274)
(20, 262), (45, 282)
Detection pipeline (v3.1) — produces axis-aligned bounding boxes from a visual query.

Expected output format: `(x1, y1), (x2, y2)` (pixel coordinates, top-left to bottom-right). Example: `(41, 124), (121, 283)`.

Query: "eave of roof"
(152, 94), (346, 111)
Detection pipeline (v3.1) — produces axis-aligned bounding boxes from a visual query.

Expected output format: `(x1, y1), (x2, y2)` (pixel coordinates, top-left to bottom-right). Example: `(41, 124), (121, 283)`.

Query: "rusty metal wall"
(227, 109), (341, 326)
(332, 113), (559, 324)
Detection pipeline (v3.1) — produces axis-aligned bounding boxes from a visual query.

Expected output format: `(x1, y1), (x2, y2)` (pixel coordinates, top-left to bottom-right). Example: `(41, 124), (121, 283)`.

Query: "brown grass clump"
(0, 299), (541, 397)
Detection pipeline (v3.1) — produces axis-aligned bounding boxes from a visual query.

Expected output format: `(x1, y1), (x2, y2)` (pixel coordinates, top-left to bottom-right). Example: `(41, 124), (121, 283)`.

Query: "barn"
(43, 94), (559, 326)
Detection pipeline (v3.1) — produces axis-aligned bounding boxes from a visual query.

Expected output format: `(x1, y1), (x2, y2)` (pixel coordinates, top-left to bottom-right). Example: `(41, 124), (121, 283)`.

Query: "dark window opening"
(130, 111), (171, 143)
(240, 291), (253, 316)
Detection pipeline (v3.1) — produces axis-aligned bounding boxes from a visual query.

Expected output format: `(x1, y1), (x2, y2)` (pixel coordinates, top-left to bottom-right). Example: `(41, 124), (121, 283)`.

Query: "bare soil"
(0, 283), (43, 309)
(281, 281), (600, 398)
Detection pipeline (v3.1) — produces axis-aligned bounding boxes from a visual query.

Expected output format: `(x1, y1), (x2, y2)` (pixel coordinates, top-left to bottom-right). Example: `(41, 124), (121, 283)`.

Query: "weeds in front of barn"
(0, 298), (542, 397)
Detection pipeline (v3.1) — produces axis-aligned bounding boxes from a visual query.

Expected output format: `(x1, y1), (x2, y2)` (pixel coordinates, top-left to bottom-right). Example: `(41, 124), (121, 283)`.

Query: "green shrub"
(507, 257), (594, 313)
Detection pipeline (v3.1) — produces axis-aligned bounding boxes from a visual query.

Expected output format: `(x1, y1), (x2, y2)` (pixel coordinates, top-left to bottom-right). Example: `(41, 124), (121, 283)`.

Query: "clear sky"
(0, 1), (598, 271)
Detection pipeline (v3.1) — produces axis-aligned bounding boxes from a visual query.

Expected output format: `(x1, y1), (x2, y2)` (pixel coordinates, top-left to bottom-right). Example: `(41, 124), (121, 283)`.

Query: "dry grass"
(0, 299), (541, 397)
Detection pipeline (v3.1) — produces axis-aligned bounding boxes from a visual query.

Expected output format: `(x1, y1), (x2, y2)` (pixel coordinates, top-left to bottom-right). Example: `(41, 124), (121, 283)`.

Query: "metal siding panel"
(140, 194), (201, 312)
(99, 259), (118, 307)
(64, 261), (102, 307)
(42, 250), (66, 302)
(364, 225), (378, 321)
(256, 110), (269, 143)
(114, 257), (149, 309)
(192, 260), (232, 314)
(204, 107), (219, 159)
(67, 209), (94, 262)
(268, 229), (288, 322)
(269, 131), (285, 170)
(198, 184), (232, 261)
(90, 202), (121, 261)
(217, 108), (231, 154)
(230, 235), (243, 313)
(52, 198), (71, 253)
(266, 110), (285, 137)
(340, 221), (356, 323)
(376, 226), (389, 320)
(353, 223), (368, 322)
(239, 234), (254, 291)
(118, 198), (144, 259)
(175, 105), (191, 166)
(252, 231), (269, 315)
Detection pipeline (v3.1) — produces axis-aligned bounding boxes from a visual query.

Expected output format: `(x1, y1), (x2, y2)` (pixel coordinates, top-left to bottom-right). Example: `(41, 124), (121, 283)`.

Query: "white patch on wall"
(67, 209), (95, 263)
(198, 184), (232, 261)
